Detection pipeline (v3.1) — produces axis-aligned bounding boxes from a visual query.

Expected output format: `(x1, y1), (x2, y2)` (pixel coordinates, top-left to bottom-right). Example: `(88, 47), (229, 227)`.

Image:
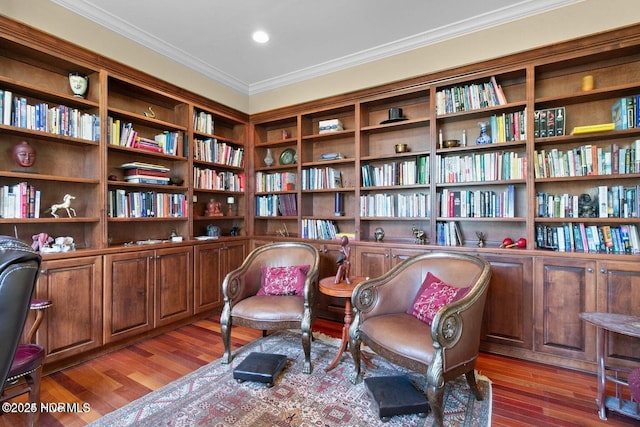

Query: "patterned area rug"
(89, 331), (491, 426)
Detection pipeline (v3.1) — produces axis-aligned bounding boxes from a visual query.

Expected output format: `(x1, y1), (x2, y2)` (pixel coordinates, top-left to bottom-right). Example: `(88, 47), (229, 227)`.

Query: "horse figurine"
(47, 194), (76, 218)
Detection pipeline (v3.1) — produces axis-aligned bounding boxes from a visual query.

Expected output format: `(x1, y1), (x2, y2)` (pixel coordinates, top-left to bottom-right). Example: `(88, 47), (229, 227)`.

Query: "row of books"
(193, 168), (244, 192)
(612, 95), (640, 130)
(300, 219), (340, 240)
(107, 117), (183, 156)
(361, 156), (429, 187)
(533, 141), (640, 178)
(255, 194), (298, 217)
(487, 110), (527, 142)
(534, 107), (565, 138)
(537, 185), (640, 219)
(436, 221), (463, 246)
(435, 76), (507, 115)
(255, 171), (296, 192)
(436, 151), (527, 183)
(301, 167), (343, 190)
(359, 192), (430, 218)
(193, 138), (244, 167)
(107, 190), (187, 218)
(439, 186), (515, 218)
(0, 183), (41, 219)
(536, 223), (640, 254)
(193, 110), (214, 135)
(0, 89), (99, 141)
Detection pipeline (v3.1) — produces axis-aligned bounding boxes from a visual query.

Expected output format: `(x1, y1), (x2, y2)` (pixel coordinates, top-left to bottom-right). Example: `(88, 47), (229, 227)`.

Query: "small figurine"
(205, 199), (223, 217)
(32, 232), (53, 252)
(12, 141), (36, 168)
(47, 194), (76, 218)
(143, 106), (156, 118)
(412, 226), (427, 244)
(374, 227), (385, 242)
(334, 235), (352, 285)
(476, 231), (486, 248)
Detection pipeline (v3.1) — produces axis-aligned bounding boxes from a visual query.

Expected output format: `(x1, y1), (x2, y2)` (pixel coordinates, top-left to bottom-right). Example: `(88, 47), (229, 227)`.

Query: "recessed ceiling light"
(252, 30), (269, 44)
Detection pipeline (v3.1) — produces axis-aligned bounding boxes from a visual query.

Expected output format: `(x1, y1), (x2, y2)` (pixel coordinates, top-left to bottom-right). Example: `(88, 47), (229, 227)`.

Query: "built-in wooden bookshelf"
(249, 24), (640, 373)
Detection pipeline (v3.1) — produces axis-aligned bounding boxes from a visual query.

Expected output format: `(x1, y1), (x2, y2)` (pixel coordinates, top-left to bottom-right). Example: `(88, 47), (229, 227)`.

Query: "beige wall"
(4, 0), (640, 115)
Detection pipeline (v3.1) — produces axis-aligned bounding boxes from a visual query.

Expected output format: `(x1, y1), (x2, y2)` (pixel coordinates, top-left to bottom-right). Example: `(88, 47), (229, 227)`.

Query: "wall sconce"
(227, 196), (236, 216)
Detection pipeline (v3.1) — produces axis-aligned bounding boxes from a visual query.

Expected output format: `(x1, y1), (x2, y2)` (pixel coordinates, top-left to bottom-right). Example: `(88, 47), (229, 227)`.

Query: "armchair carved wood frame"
(349, 252), (491, 426)
(220, 242), (320, 374)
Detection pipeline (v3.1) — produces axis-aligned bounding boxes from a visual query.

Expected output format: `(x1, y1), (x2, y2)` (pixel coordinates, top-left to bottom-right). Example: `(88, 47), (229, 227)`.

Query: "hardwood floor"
(1, 313), (637, 427)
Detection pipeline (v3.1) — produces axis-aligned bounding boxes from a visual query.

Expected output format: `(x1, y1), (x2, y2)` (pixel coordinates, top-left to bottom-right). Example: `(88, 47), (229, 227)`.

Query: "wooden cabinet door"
(155, 246), (193, 326)
(194, 243), (223, 314)
(221, 241), (247, 278)
(595, 260), (640, 367)
(390, 247), (426, 268)
(35, 256), (102, 364)
(354, 246), (390, 279)
(534, 257), (596, 360)
(194, 240), (246, 314)
(480, 254), (533, 351)
(104, 250), (154, 343)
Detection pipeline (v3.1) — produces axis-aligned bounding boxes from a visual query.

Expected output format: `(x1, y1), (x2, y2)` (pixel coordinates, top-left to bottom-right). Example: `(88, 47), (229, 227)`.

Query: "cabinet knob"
(39, 269), (47, 275)
(600, 268), (606, 273)
(587, 268), (593, 273)
(385, 254), (389, 258)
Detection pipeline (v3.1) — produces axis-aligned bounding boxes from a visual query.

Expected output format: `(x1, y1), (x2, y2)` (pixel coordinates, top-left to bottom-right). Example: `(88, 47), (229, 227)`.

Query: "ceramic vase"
(476, 121), (491, 145)
(69, 73), (89, 98)
(264, 148), (274, 166)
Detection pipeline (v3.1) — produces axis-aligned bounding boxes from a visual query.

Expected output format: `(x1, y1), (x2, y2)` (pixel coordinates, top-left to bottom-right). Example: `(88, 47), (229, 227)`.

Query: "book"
(571, 123), (615, 135)
(124, 168), (169, 178)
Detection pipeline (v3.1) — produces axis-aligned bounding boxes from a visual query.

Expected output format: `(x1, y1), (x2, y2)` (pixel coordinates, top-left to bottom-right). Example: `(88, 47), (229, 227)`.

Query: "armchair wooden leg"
(301, 329), (312, 374)
(427, 385), (445, 427)
(349, 335), (363, 384)
(465, 370), (484, 400)
(220, 322), (232, 364)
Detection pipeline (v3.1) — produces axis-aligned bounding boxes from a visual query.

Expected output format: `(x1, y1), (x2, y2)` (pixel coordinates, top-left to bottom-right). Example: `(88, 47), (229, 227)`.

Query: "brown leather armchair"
(221, 242), (320, 373)
(349, 251), (491, 426)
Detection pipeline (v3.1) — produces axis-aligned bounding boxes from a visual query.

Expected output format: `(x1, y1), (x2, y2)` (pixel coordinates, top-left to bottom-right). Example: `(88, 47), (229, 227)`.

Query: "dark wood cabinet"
(480, 254), (533, 352)
(595, 260), (640, 367)
(534, 257), (597, 360)
(194, 240), (247, 314)
(155, 246), (193, 326)
(34, 256), (102, 364)
(104, 250), (155, 343)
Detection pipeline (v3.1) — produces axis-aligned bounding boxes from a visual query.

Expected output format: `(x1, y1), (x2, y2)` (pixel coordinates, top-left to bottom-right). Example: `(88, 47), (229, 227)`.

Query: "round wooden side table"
(319, 275), (371, 371)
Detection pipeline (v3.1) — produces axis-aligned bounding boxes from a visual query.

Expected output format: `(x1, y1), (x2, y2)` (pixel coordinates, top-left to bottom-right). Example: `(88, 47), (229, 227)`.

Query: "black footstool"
(233, 352), (288, 387)
(364, 375), (430, 421)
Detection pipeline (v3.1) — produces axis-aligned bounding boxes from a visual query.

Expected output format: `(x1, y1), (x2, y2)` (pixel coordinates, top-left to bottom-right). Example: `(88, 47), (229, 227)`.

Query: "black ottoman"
(364, 375), (430, 421)
(233, 352), (288, 387)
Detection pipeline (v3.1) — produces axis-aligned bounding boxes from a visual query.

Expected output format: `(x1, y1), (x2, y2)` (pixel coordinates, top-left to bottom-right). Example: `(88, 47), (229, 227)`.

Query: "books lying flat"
(571, 123), (615, 135)
(120, 162), (170, 172)
(320, 152), (345, 161)
(125, 175), (170, 185)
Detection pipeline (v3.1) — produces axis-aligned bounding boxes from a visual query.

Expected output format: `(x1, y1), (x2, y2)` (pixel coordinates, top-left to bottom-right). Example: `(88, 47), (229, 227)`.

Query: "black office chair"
(0, 236), (42, 427)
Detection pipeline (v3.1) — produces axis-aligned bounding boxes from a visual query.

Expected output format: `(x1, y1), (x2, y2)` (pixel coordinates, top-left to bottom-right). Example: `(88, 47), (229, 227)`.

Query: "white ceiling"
(52, 0), (578, 96)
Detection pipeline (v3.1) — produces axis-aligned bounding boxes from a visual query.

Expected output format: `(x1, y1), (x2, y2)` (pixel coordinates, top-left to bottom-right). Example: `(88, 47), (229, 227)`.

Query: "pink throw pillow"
(408, 272), (469, 325)
(257, 265), (310, 296)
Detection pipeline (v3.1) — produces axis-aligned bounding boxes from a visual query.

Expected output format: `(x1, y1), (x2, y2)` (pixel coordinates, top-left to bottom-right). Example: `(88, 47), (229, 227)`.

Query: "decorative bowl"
(394, 143), (409, 153)
(443, 139), (460, 148)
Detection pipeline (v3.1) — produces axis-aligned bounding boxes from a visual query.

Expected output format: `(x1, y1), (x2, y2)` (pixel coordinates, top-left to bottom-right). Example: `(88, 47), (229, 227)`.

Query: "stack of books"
(121, 162), (170, 185)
